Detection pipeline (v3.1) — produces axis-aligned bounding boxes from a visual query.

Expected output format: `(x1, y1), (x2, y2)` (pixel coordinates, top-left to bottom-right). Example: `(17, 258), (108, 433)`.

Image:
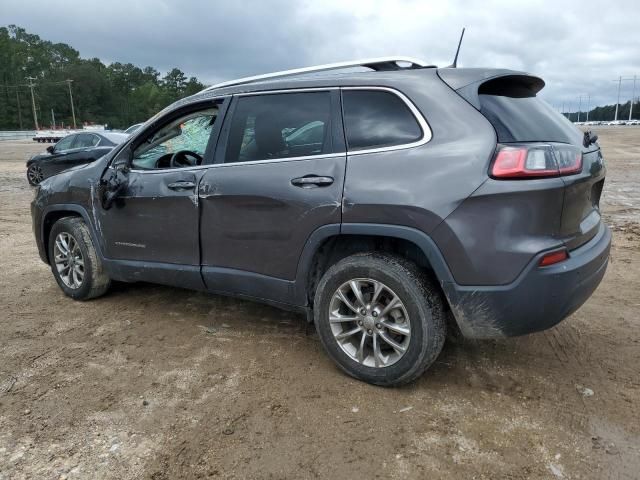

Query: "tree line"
(1, 24), (637, 130)
(564, 100), (639, 122)
(0, 25), (205, 130)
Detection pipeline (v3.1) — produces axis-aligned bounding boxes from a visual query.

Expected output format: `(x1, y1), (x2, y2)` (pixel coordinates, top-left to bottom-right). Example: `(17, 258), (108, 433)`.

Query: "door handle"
(167, 180), (196, 191)
(291, 176), (334, 188)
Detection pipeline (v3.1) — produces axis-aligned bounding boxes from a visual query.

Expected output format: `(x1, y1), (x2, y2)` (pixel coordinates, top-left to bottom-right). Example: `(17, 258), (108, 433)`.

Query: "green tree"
(0, 25), (210, 129)
(162, 68), (188, 101)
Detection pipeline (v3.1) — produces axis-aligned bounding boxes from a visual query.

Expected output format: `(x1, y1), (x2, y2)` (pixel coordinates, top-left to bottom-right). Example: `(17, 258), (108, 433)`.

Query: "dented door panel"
(98, 168), (205, 264)
(199, 156), (345, 280)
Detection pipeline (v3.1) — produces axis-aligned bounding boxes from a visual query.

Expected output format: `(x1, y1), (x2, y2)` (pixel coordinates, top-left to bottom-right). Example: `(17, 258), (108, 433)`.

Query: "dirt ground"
(0, 128), (639, 480)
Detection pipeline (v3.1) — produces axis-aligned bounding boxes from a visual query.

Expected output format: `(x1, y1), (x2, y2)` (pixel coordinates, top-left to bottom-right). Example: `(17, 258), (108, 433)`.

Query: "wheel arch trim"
(41, 204), (104, 263)
(294, 223), (456, 305)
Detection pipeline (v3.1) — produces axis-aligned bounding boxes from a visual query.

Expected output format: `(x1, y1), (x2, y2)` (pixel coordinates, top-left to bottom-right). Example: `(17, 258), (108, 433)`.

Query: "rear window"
(479, 78), (583, 145)
(74, 133), (100, 148)
(342, 90), (422, 151)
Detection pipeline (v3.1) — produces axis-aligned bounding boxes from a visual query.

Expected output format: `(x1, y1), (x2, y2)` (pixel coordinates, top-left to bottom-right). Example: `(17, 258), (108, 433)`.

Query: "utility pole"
(578, 96), (582, 122)
(577, 94), (590, 123)
(25, 76), (38, 130)
(630, 75), (637, 121)
(11, 73), (24, 129)
(15, 87), (23, 130)
(51, 109), (56, 129)
(614, 76), (622, 121)
(561, 101), (565, 119)
(66, 79), (77, 129)
(613, 75), (640, 122)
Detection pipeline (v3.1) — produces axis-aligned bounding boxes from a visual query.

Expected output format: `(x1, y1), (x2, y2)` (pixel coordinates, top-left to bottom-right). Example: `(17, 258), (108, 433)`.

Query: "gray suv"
(31, 57), (611, 386)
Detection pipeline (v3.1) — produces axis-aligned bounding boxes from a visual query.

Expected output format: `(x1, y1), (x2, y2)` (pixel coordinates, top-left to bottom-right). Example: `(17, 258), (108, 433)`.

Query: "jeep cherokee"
(30, 57), (611, 386)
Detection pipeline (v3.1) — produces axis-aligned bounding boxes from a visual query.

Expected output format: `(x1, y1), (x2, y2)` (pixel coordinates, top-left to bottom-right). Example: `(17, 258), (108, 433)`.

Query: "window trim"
(234, 87), (338, 97)
(340, 86), (432, 155)
(119, 86), (431, 173)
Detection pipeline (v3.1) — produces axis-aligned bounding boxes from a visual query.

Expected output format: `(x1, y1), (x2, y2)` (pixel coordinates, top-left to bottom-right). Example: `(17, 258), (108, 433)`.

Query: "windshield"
(132, 109), (217, 169)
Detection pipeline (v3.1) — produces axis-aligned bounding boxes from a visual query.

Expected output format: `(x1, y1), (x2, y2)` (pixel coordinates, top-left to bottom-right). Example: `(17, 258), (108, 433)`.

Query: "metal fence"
(0, 131), (36, 141)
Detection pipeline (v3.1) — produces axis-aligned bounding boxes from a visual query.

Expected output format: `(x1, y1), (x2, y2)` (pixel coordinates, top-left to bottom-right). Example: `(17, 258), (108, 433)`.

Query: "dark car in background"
(26, 131), (129, 186)
(30, 57), (611, 386)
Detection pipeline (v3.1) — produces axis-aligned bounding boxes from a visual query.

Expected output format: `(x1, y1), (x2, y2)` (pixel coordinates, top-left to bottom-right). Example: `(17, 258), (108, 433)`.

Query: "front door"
(98, 100), (226, 287)
(100, 168), (204, 265)
(199, 90), (346, 303)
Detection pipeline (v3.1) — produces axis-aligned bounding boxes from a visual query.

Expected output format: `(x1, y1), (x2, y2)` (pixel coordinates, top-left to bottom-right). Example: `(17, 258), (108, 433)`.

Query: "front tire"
(27, 164), (44, 186)
(314, 253), (446, 387)
(48, 217), (111, 300)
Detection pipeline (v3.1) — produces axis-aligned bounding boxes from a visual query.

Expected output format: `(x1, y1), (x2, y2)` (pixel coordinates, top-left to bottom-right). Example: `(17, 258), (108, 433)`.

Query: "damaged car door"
(97, 100), (227, 288)
(198, 90), (346, 303)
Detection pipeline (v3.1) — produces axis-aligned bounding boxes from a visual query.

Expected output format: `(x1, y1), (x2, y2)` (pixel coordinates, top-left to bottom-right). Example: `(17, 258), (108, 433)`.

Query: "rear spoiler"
(437, 68), (545, 110)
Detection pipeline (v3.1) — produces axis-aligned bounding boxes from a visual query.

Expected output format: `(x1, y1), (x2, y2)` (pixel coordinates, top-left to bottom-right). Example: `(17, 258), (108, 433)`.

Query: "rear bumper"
(444, 223), (611, 338)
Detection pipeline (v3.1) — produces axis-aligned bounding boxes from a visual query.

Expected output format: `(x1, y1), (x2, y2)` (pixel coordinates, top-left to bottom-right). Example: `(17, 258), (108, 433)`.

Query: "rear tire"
(48, 217), (111, 300)
(313, 253), (446, 386)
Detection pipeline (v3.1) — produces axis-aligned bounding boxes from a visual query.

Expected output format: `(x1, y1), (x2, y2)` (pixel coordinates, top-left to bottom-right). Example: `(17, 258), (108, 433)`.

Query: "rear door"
(199, 90), (345, 301)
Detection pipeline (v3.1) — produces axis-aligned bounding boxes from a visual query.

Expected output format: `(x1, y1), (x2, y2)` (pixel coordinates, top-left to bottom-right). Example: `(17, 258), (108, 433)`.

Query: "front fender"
(39, 204), (105, 264)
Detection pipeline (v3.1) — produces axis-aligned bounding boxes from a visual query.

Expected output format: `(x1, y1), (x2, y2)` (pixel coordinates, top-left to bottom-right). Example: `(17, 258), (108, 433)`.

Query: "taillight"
(553, 145), (583, 175)
(491, 144), (582, 179)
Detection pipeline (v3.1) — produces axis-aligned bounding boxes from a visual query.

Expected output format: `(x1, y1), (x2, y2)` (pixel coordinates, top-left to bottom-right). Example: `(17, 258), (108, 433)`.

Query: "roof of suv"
(158, 60), (537, 120)
(194, 68), (532, 99)
(203, 68), (438, 96)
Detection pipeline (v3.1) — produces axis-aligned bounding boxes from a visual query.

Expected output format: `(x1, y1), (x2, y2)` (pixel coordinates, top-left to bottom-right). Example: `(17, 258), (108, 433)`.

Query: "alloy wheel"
(329, 278), (411, 368)
(27, 164), (44, 185)
(53, 232), (85, 289)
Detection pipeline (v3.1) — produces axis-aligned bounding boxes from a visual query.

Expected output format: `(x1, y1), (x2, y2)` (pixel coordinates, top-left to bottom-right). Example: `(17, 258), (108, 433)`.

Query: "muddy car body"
(31, 58), (611, 385)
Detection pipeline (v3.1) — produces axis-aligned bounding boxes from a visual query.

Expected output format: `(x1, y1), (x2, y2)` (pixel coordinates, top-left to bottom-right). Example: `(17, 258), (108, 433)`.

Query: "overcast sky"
(3, 0), (640, 111)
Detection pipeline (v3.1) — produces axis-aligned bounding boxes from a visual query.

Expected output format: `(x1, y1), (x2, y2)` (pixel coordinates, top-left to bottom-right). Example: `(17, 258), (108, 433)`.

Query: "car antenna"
(448, 27), (466, 68)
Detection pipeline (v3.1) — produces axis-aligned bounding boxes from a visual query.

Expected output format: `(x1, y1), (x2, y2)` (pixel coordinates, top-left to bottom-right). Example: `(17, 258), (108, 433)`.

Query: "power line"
(3, 77), (79, 128)
(0, 79), (73, 89)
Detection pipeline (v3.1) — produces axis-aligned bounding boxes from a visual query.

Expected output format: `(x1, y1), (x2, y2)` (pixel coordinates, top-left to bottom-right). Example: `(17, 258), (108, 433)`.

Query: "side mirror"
(101, 167), (129, 210)
(112, 157), (130, 173)
(112, 145), (132, 173)
(583, 130), (599, 147)
(46, 146), (55, 154)
(101, 148), (132, 210)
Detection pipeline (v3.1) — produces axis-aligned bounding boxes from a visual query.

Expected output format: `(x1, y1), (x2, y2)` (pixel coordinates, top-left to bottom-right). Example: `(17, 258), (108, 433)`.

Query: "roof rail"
(203, 56), (430, 91)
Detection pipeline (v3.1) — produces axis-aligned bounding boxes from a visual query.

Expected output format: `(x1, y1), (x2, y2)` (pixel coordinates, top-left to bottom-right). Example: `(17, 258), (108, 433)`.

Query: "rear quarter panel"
(560, 148), (606, 249)
(432, 178), (566, 285)
(342, 75), (497, 234)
